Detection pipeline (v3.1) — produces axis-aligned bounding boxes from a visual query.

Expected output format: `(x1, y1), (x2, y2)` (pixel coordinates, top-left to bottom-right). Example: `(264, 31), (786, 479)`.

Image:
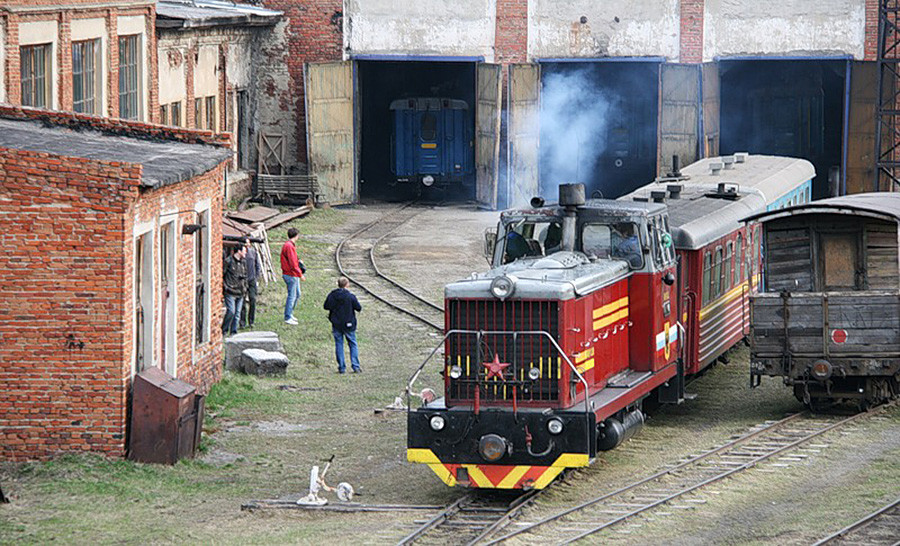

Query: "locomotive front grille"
(446, 299), (560, 403)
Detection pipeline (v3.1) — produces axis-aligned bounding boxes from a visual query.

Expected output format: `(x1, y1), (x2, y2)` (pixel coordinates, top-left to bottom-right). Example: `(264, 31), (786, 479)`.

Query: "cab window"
(583, 222), (643, 269)
(502, 220), (563, 263)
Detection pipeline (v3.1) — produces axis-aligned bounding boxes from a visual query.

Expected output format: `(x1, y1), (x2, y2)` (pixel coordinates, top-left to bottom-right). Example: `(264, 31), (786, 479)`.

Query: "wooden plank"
(263, 206), (312, 230)
(227, 206), (281, 224)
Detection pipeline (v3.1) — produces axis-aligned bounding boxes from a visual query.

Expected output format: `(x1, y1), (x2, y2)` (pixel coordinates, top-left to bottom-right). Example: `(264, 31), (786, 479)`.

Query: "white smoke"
(539, 69), (611, 198)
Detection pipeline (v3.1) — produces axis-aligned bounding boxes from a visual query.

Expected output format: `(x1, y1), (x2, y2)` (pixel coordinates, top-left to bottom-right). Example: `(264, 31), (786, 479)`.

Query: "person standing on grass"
(323, 276), (362, 374)
(222, 241), (248, 336)
(280, 227), (306, 325)
(240, 239), (262, 329)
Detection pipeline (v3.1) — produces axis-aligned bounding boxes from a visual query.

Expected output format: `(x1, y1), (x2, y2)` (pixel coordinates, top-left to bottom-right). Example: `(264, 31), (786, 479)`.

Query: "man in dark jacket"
(323, 276), (362, 373)
(240, 240), (262, 329)
(222, 242), (248, 336)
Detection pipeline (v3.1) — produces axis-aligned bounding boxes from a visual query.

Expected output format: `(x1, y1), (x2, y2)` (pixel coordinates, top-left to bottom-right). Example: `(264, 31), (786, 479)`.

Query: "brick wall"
(2, 3), (158, 122)
(680, 0), (704, 63)
(261, 0), (343, 166)
(865, 0), (879, 61)
(495, 0), (528, 64)
(0, 110), (227, 461)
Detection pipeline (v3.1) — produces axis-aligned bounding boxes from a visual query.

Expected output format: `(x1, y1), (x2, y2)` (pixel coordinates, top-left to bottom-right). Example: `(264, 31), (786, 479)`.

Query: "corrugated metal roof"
(746, 192), (900, 224)
(157, 0), (281, 28)
(0, 117), (232, 189)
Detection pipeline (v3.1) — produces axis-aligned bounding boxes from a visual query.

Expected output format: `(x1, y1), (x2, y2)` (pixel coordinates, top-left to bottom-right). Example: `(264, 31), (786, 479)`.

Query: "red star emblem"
(482, 354), (511, 380)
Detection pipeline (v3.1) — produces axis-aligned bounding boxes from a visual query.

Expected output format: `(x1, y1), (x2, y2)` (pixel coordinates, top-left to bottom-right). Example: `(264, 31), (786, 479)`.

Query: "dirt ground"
(2, 204), (899, 545)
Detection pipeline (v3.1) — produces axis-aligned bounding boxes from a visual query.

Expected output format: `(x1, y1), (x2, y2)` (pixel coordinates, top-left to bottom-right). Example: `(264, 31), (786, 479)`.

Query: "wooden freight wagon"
(746, 193), (900, 410)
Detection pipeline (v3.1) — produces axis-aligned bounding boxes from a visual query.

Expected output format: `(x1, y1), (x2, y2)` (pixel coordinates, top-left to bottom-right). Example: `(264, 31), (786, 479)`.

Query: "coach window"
(702, 251), (712, 305)
(713, 247), (723, 299)
(421, 111), (437, 141)
(734, 233), (743, 286)
(725, 242), (734, 291)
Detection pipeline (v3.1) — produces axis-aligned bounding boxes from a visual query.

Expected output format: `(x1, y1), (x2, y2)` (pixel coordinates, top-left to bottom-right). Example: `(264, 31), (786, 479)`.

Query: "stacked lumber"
(223, 205), (312, 285)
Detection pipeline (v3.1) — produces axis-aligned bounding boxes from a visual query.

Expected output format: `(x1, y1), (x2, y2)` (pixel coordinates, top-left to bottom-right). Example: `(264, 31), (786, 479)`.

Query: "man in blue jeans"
(323, 276), (362, 373)
(280, 227), (306, 325)
(222, 241), (248, 335)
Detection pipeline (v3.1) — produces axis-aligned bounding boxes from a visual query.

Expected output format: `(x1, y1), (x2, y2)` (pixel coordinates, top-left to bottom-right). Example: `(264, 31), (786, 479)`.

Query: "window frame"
(20, 43), (53, 108)
(702, 251), (712, 305)
(118, 34), (142, 120)
(734, 233), (743, 286)
(72, 38), (101, 114)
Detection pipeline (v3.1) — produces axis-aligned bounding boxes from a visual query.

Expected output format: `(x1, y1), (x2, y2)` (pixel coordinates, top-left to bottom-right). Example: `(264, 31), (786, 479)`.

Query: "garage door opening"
(538, 61), (660, 199)
(719, 60), (846, 199)
(358, 60), (477, 202)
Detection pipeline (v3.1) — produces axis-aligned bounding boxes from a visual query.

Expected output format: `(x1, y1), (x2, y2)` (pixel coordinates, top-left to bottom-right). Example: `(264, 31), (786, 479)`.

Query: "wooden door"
(306, 61), (356, 204)
(658, 63), (700, 176)
(476, 63), (502, 209)
(508, 63), (541, 207)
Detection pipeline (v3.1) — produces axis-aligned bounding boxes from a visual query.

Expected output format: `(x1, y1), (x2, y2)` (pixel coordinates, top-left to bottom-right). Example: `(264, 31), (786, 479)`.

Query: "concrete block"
(241, 348), (289, 376)
(224, 331), (283, 371)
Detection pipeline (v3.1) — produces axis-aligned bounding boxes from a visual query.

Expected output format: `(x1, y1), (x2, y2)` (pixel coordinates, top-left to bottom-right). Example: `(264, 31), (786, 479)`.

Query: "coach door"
(476, 63), (502, 209)
(306, 61), (356, 205)
(508, 63), (541, 208)
(658, 63), (700, 176)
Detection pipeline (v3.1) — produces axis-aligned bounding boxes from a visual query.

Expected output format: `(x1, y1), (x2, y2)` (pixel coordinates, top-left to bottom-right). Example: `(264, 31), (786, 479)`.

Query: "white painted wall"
(226, 40), (251, 89)
(70, 17), (108, 116)
(158, 47), (186, 106)
(194, 44), (219, 98)
(704, 0), (867, 61)
(345, 0), (496, 60)
(529, 0), (679, 60)
(18, 19), (58, 108)
(117, 15), (149, 120)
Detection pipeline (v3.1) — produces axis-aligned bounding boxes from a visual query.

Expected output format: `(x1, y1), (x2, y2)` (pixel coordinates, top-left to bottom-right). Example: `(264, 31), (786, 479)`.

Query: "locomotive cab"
(407, 185), (683, 489)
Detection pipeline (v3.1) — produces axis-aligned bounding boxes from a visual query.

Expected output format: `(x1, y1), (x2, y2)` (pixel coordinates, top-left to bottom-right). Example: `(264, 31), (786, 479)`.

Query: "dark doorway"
(538, 61), (660, 199)
(358, 60), (477, 202)
(719, 60), (846, 199)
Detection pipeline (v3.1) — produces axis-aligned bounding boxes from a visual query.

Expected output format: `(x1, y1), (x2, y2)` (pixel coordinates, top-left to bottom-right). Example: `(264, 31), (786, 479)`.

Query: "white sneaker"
(285, 318), (299, 325)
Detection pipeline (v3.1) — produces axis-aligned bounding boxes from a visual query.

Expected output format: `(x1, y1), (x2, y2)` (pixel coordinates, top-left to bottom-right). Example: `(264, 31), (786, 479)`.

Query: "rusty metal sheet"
(476, 63), (502, 209)
(509, 63), (541, 208)
(658, 63), (700, 176)
(305, 61), (355, 205)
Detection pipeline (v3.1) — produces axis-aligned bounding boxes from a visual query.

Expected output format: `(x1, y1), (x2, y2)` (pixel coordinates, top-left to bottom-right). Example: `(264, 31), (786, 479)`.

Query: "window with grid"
(170, 102), (181, 126)
(73, 39), (100, 114)
(160, 104), (168, 125)
(118, 34), (141, 120)
(205, 96), (216, 131)
(20, 44), (52, 108)
(194, 97), (203, 129)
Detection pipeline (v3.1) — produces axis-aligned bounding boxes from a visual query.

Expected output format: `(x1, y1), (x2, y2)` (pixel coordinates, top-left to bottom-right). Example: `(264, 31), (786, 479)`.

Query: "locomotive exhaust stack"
(558, 183), (585, 252)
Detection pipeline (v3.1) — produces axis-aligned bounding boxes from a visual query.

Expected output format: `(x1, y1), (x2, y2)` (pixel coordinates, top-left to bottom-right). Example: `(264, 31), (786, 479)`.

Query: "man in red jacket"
(280, 227), (306, 325)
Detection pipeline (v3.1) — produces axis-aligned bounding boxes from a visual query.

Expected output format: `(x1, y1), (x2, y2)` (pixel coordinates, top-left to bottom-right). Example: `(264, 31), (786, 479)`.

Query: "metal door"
(305, 61), (356, 205)
(658, 63), (700, 176)
(701, 62), (720, 158)
(846, 61), (877, 194)
(476, 63), (502, 209)
(508, 63), (541, 208)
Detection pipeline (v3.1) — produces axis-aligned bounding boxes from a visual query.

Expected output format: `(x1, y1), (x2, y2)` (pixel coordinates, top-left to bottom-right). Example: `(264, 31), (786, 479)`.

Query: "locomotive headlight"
(449, 365), (463, 379)
(429, 415), (446, 431)
(422, 175), (435, 187)
(547, 418), (564, 435)
(528, 367), (541, 381)
(478, 434), (508, 462)
(490, 275), (517, 300)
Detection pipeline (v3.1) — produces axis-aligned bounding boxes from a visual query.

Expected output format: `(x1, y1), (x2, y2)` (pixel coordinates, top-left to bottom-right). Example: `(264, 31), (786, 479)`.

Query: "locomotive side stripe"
(575, 348), (594, 363)
(576, 358), (594, 373)
(592, 297), (629, 319)
(594, 308), (629, 331)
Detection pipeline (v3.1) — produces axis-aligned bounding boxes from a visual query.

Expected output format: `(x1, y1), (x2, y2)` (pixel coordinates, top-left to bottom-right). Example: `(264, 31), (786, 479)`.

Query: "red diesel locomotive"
(407, 155), (815, 490)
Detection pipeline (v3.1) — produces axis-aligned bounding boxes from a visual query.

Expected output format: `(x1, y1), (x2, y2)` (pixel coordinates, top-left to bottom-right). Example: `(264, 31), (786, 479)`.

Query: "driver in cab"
(611, 224), (642, 268)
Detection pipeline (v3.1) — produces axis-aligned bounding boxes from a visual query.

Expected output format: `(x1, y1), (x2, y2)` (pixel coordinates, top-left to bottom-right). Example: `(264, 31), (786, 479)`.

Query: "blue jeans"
(223, 294), (244, 335)
(333, 328), (360, 373)
(283, 274), (301, 320)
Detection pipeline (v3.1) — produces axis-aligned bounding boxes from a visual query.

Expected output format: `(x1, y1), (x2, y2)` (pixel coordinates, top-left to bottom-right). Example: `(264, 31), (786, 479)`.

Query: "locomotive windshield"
(502, 219), (563, 263)
(582, 222), (644, 268)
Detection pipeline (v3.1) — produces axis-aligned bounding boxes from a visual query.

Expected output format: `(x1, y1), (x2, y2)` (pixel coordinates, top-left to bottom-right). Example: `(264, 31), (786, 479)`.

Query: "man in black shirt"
(240, 240), (262, 329)
(323, 276), (362, 373)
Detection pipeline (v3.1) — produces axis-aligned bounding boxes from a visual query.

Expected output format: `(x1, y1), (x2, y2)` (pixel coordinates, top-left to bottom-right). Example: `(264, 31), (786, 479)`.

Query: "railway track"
(482, 406), (893, 545)
(335, 203), (444, 332)
(395, 490), (541, 546)
(812, 496), (900, 545)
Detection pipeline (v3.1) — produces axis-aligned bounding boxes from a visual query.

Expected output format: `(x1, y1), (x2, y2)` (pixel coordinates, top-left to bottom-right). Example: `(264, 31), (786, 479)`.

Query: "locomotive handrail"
(406, 329), (593, 452)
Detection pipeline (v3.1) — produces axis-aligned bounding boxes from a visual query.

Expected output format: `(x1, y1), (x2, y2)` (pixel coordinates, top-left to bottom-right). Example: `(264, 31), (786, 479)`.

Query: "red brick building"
(0, 105), (232, 461)
(0, 0), (158, 121)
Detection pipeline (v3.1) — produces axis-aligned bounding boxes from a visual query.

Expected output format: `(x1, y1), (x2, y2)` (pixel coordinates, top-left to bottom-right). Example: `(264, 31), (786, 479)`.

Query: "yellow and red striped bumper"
(408, 448), (590, 489)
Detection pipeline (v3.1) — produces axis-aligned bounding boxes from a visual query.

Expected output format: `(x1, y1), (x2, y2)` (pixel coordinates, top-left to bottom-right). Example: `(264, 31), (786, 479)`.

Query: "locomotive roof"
(499, 198), (666, 221)
(445, 251), (630, 300)
(679, 154), (815, 201)
(621, 183), (766, 250)
(745, 192), (900, 225)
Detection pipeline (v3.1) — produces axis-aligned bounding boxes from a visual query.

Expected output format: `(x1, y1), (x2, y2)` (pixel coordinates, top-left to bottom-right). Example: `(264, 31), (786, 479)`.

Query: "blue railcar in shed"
(390, 97), (473, 188)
